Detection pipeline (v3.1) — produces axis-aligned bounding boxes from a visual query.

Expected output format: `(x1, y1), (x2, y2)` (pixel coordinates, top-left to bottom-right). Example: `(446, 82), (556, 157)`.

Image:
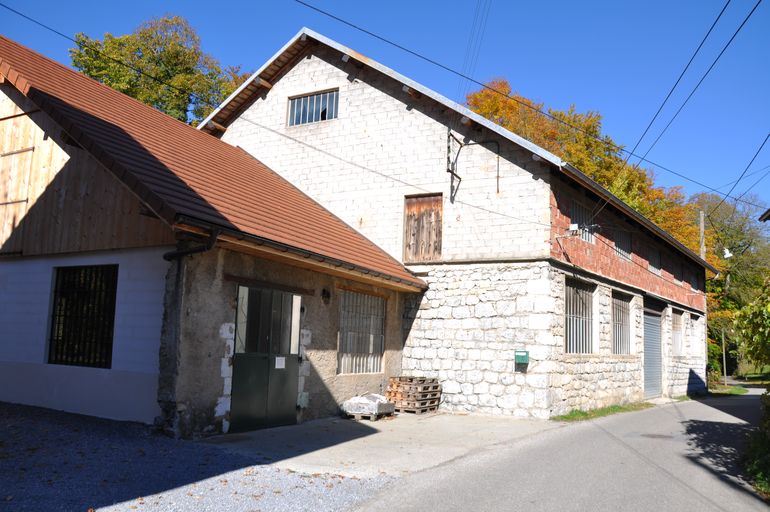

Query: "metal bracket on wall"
(446, 128), (501, 198)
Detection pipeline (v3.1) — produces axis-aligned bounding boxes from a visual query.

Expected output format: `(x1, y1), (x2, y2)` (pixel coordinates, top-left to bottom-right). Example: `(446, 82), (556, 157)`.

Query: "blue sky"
(2, 0), (769, 209)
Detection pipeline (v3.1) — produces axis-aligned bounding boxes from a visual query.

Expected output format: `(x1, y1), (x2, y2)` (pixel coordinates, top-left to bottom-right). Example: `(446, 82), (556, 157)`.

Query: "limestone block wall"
(550, 278), (645, 416)
(663, 309), (707, 397)
(401, 261), (559, 419)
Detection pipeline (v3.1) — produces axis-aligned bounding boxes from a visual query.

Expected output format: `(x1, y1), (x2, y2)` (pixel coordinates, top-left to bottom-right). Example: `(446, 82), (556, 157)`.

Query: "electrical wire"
(293, 0), (763, 208)
(636, 0), (763, 162)
(589, 0), (733, 222)
(708, 132), (770, 215)
(1, 1), (763, 255)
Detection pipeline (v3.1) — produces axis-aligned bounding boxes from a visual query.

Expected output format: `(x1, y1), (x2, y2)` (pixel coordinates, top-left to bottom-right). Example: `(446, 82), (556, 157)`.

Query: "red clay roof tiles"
(0, 35), (424, 290)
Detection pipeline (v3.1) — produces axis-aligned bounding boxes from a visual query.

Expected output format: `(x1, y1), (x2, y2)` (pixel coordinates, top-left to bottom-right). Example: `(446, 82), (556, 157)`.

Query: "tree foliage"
(466, 79), (712, 260)
(70, 16), (249, 124)
(735, 280), (770, 368)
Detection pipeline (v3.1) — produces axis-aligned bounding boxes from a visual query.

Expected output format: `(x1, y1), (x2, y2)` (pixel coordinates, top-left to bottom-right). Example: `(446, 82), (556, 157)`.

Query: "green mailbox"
(514, 350), (529, 365)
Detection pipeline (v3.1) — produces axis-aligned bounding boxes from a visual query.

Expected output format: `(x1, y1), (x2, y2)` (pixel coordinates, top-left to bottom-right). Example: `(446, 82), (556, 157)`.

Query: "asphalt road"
(355, 389), (767, 512)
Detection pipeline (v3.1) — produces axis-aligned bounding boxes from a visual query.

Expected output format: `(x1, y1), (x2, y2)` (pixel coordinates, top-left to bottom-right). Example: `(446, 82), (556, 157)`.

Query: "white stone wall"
(401, 261), (559, 419)
(222, 45), (552, 263)
(550, 278), (645, 415)
(0, 247), (172, 423)
(663, 309), (707, 397)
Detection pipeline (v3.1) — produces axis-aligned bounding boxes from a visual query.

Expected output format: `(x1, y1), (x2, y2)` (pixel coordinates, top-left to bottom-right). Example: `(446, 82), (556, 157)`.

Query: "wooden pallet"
(394, 405), (438, 415)
(389, 376), (437, 385)
(387, 383), (442, 393)
(385, 390), (441, 401)
(391, 398), (439, 409)
(346, 412), (393, 421)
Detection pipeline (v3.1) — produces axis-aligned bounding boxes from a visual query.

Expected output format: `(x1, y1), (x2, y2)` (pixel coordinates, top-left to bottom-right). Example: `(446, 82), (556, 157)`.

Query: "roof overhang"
(760, 208), (770, 222)
(175, 217), (426, 293)
(560, 163), (718, 274)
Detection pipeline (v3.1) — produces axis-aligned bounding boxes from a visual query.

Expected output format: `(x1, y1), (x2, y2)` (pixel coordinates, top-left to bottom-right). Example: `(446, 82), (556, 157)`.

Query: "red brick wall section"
(549, 179), (706, 312)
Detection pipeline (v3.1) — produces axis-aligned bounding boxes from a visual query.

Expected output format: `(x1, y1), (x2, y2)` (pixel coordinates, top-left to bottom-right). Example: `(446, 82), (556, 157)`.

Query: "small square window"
(288, 90), (339, 126)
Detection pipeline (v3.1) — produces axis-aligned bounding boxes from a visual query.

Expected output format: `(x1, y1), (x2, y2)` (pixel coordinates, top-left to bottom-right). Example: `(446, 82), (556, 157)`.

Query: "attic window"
(288, 90), (339, 126)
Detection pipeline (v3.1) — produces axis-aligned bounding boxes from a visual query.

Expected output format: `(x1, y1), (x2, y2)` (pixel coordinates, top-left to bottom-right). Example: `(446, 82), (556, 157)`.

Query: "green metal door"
(230, 286), (301, 433)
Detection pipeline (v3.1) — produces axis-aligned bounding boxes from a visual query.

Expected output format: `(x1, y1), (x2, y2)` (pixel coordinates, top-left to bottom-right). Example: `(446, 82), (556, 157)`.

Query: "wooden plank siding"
(403, 194), (442, 263)
(0, 84), (175, 256)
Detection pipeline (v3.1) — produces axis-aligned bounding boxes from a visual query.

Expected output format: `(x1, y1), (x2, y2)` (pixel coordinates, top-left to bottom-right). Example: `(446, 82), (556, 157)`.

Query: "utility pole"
(699, 211), (706, 259)
(722, 327), (727, 386)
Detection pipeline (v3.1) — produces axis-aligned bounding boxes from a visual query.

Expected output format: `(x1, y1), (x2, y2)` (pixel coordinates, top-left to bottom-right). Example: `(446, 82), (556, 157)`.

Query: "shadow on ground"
(683, 393), (767, 506)
(0, 402), (376, 511)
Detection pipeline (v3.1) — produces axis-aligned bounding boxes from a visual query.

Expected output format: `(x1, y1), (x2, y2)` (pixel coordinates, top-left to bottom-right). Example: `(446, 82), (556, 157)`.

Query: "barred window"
(338, 290), (385, 374)
(689, 272), (699, 291)
(288, 90), (339, 126)
(672, 310), (684, 355)
(614, 229), (632, 260)
(612, 292), (631, 354)
(648, 249), (661, 275)
(570, 201), (595, 242)
(48, 265), (118, 369)
(565, 279), (595, 353)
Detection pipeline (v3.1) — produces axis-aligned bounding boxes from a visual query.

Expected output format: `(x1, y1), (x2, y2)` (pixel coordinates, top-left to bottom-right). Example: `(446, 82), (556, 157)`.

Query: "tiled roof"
(0, 35), (425, 291)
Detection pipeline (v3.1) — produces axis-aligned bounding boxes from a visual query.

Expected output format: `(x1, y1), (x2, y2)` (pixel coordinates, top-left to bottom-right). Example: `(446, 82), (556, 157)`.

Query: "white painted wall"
(0, 247), (172, 423)
(223, 45), (552, 262)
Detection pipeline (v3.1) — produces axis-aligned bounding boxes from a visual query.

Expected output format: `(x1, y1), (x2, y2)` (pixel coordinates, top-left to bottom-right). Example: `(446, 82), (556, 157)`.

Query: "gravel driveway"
(0, 402), (389, 511)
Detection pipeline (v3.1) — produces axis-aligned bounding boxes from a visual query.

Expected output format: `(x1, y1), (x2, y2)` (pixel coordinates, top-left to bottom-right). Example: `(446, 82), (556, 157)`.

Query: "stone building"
(0, 36), (424, 437)
(202, 28), (717, 418)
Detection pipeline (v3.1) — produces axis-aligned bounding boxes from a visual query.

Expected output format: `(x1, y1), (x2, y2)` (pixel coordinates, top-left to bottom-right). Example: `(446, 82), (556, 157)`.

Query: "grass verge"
(672, 395), (691, 402)
(552, 402), (653, 422)
(708, 385), (749, 396)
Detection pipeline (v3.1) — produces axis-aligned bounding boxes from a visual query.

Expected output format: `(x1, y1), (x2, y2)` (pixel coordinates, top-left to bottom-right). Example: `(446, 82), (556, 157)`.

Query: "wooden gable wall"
(0, 84), (175, 256)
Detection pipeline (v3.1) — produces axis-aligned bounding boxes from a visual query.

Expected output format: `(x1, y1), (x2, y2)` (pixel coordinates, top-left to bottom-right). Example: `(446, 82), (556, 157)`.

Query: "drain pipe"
(163, 228), (221, 261)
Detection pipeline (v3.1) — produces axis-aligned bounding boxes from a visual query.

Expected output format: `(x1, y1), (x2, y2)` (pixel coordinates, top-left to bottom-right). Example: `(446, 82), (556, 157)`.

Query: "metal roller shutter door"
(644, 312), (662, 399)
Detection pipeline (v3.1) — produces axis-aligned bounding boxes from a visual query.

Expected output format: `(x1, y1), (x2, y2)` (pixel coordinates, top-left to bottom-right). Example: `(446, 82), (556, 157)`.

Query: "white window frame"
(565, 278), (595, 354)
(288, 89), (339, 126)
(611, 292), (632, 354)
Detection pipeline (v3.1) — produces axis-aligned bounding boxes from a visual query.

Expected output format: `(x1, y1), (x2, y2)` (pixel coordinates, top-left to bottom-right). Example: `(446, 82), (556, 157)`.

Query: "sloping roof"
(0, 35), (425, 291)
(199, 27), (717, 274)
(761, 208), (770, 222)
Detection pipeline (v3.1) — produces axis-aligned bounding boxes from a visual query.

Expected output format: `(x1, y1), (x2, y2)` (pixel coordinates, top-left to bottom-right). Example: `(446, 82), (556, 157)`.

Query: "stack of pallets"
(386, 376), (441, 414)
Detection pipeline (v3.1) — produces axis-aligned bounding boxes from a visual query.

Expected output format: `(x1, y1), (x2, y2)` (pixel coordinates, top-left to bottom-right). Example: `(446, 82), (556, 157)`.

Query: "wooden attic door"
(403, 194), (442, 263)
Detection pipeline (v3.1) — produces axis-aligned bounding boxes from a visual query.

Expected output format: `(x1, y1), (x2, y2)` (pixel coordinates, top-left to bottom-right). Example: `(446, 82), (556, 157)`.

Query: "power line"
(636, 0), (763, 162)
(3, 0), (765, 218)
(294, 0), (763, 209)
(716, 162), (770, 189)
(1, 0), (761, 209)
(709, 132), (770, 215)
(589, 0), (733, 222)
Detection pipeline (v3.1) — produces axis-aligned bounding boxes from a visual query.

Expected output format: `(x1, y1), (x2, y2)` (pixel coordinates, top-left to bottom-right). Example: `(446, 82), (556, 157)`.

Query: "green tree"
(735, 280), (770, 368)
(466, 79), (707, 256)
(70, 16), (249, 124)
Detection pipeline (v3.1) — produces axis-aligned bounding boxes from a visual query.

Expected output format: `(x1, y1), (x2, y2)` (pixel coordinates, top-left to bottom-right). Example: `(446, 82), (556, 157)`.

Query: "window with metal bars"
(672, 309), (684, 356)
(338, 289), (385, 374)
(48, 265), (118, 369)
(288, 90), (339, 126)
(613, 229), (632, 260)
(612, 292), (631, 354)
(570, 200), (595, 242)
(565, 279), (595, 354)
(648, 249), (661, 275)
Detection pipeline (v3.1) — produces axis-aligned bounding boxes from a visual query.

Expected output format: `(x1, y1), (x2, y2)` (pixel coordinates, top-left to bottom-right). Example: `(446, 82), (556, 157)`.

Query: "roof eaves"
(760, 208), (770, 222)
(560, 163), (718, 274)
